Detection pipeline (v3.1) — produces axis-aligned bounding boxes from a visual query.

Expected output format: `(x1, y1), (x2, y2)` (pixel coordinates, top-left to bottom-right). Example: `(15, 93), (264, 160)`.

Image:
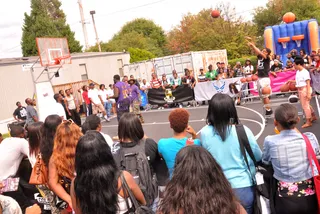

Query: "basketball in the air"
(252, 74), (258, 81)
(262, 87), (271, 95)
(246, 77), (252, 82)
(211, 10), (220, 18)
(283, 12), (295, 23)
(289, 82), (297, 91)
(280, 84), (290, 92)
(240, 78), (247, 83)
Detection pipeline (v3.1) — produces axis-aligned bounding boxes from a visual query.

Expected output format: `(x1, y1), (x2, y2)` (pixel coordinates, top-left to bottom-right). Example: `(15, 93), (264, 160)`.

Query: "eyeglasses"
(62, 119), (74, 125)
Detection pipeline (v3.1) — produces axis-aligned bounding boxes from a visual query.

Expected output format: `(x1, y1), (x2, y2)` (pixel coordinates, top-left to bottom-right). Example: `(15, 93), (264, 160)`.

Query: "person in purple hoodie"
(128, 78), (144, 123)
(108, 75), (131, 121)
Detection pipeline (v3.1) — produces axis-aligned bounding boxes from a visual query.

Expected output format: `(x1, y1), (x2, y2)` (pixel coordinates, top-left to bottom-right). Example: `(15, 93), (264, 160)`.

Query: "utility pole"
(90, 10), (102, 52)
(78, 0), (89, 50)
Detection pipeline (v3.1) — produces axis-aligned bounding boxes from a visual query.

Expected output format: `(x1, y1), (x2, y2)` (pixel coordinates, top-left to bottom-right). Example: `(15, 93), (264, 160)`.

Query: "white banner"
(194, 77), (242, 101)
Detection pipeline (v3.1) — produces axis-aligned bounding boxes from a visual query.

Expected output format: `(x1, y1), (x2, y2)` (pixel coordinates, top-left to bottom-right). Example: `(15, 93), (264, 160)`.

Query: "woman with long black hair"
(71, 131), (146, 214)
(200, 93), (262, 214)
(158, 145), (246, 214)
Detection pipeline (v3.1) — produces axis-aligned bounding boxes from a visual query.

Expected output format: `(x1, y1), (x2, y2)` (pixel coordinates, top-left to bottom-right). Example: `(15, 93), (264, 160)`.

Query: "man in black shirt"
(271, 60), (283, 73)
(248, 40), (277, 116)
(13, 102), (27, 122)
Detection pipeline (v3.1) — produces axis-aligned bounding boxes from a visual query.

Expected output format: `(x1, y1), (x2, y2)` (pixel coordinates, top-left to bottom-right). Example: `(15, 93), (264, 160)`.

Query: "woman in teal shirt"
(200, 93), (262, 214)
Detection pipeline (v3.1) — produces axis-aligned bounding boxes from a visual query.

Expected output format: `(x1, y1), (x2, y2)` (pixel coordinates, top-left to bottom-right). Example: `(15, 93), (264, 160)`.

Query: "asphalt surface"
(101, 97), (320, 148)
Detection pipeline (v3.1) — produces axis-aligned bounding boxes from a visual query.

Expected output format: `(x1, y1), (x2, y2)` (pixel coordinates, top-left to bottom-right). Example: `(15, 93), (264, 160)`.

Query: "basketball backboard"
(36, 37), (71, 67)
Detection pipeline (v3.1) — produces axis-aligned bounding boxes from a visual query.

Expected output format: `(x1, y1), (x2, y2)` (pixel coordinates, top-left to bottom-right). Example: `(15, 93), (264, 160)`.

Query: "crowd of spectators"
(1, 91), (319, 214)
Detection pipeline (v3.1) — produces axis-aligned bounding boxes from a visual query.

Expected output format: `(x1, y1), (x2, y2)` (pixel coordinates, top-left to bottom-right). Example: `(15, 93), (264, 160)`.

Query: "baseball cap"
(89, 83), (95, 86)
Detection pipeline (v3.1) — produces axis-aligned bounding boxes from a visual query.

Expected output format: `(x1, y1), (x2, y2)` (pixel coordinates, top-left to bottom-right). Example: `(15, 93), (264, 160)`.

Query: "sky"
(0, 0), (268, 59)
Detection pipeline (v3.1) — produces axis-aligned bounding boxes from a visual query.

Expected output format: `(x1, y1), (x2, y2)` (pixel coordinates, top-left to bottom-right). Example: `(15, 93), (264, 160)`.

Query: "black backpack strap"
(120, 172), (140, 210)
(235, 124), (256, 184)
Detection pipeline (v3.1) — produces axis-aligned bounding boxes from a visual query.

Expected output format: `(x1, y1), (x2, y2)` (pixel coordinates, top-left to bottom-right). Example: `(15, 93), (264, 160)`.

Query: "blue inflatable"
(264, 19), (320, 63)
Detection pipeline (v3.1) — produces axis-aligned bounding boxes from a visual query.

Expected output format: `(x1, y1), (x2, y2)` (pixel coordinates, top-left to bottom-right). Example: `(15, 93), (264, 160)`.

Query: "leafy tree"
(253, 0), (320, 35)
(166, 3), (257, 59)
(128, 47), (155, 63)
(21, 0), (82, 57)
(88, 18), (167, 57)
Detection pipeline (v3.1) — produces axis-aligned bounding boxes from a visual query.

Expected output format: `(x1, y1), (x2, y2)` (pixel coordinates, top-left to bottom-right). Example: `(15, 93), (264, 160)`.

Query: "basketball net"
(294, 40), (302, 47)
(280, 42), (288, 49)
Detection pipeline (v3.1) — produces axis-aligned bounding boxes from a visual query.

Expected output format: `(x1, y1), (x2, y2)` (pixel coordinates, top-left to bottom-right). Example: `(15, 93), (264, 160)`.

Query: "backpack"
(115, 140), (158, 206)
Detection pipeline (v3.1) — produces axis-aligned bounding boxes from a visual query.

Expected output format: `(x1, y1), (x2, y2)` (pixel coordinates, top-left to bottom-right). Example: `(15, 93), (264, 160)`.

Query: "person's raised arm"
(48, 158), (73, 209)
(248, 42), (266, 59)
(123, 171), (146, 205)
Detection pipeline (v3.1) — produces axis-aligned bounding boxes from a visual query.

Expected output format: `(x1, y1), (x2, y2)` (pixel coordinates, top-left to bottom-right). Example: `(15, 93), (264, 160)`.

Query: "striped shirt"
(150, 78), (162, 88)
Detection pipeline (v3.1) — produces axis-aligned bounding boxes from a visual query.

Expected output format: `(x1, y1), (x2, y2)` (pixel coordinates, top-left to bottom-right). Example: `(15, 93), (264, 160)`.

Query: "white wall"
(0, 52), (130, 133)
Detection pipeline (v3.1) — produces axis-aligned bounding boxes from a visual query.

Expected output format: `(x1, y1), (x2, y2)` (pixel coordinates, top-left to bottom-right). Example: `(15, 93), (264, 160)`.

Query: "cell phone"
(0, 177), (20, 193)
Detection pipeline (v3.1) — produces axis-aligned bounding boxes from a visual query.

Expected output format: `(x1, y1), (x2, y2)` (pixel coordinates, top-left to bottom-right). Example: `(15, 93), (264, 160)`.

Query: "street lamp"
(90, 10), (101, 52)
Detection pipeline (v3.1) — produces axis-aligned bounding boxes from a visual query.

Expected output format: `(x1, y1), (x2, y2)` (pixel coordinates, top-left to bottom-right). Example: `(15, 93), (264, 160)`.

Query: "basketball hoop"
(54, 55), (71, 65)
(292, 35), (305, 48)
(36, 38), (72, 67)
(278, 37), (290, 49)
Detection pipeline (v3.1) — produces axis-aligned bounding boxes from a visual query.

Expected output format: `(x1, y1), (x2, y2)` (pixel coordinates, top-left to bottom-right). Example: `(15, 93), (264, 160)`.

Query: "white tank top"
(117, 194), (132, 214)
(66, 95), (76, 110)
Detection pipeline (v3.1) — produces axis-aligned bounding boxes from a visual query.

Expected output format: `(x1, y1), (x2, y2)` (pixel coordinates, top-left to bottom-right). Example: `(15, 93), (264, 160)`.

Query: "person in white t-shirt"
(88, 83), (110, 122)
(0, 125), (29, 180)
(287, 56), (317, 128)
(98, 84), (112, 119)
(106, 84), (116, 115)
(53, 93), (67, 120)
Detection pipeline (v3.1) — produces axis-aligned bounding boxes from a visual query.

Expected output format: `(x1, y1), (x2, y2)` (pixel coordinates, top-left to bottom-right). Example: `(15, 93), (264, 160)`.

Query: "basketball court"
(101, 97), (320, 148)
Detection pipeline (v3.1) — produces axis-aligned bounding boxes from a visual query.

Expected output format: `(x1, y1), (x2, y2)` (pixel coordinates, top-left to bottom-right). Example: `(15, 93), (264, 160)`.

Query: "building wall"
(0, 52), (130, 131)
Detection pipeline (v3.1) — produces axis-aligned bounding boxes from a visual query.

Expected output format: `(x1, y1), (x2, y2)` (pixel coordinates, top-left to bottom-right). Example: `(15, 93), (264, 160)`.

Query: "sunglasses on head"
(62, 119), (74, 124)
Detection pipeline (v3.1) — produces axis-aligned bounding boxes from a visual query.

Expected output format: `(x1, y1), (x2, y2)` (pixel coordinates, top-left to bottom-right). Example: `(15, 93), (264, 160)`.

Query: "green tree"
(253, 0), (320, 35)
(128, 47), (155, 63)
(88, 18), (167, 57)
(166, 3), (257, 59)
(21, 0), (82, 57)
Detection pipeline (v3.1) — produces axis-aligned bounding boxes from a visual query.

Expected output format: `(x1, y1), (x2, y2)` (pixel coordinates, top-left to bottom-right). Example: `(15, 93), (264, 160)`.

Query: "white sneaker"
(187, 105), (191, 108)
(104, 116), (110, 122)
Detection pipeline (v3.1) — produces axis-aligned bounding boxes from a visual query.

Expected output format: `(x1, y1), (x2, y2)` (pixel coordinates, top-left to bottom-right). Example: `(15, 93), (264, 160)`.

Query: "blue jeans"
(233, 186), (254, 214)
(104, 101), (111, 117)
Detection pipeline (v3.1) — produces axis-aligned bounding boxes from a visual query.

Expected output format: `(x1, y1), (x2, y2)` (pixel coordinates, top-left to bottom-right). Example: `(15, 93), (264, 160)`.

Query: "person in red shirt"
(150, 73), (162, 89)
(81, 85), (92, 116)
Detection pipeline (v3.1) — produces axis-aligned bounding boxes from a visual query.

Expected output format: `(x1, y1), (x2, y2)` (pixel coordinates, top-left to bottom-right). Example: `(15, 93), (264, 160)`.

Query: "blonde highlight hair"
(52, 122), (82, 178)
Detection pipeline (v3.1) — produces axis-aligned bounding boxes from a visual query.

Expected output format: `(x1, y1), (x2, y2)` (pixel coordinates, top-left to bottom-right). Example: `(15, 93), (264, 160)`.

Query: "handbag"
(29, 153), (48, 185)
(55, 176), (72, 210)
(303, 134), (320, 210)
(120, 172), (154, 214)
(235, 125), (274, 214)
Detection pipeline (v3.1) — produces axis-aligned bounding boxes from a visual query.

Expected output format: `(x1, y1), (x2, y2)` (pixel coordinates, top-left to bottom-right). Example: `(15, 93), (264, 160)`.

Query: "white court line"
(236, 106), (266, 140)
(102, 119), (206, 128)
(195, 118), (263, 140)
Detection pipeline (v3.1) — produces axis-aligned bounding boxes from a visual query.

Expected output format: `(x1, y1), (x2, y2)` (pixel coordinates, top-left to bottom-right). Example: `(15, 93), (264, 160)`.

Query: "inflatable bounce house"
(264, 12), (320, 62)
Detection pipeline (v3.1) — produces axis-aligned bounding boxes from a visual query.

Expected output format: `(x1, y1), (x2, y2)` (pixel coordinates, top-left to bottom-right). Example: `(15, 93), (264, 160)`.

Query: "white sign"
(22, 63), (33, 72)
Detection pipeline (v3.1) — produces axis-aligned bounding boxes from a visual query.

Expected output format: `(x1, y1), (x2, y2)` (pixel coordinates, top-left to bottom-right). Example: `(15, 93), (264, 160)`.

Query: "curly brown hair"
(169, 109), (190, 133)
(158, 146), (239, 214)
(52, 121), (82, 179)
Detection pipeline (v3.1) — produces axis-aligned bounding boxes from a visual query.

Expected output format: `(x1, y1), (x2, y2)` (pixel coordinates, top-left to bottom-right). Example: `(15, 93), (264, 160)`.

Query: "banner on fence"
(249, 71), (296, 95)
(194, 77), (242, 101)
(148, 85), (194, 105)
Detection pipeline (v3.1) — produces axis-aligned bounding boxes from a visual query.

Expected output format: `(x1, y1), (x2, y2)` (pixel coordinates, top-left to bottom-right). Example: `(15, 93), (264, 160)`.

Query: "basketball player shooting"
(246, 37), (277, 116)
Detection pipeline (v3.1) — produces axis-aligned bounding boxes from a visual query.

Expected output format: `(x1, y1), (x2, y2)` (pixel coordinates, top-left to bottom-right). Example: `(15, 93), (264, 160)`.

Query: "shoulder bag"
(120, 172), (154, 214)
(303, 134), (320, 210)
